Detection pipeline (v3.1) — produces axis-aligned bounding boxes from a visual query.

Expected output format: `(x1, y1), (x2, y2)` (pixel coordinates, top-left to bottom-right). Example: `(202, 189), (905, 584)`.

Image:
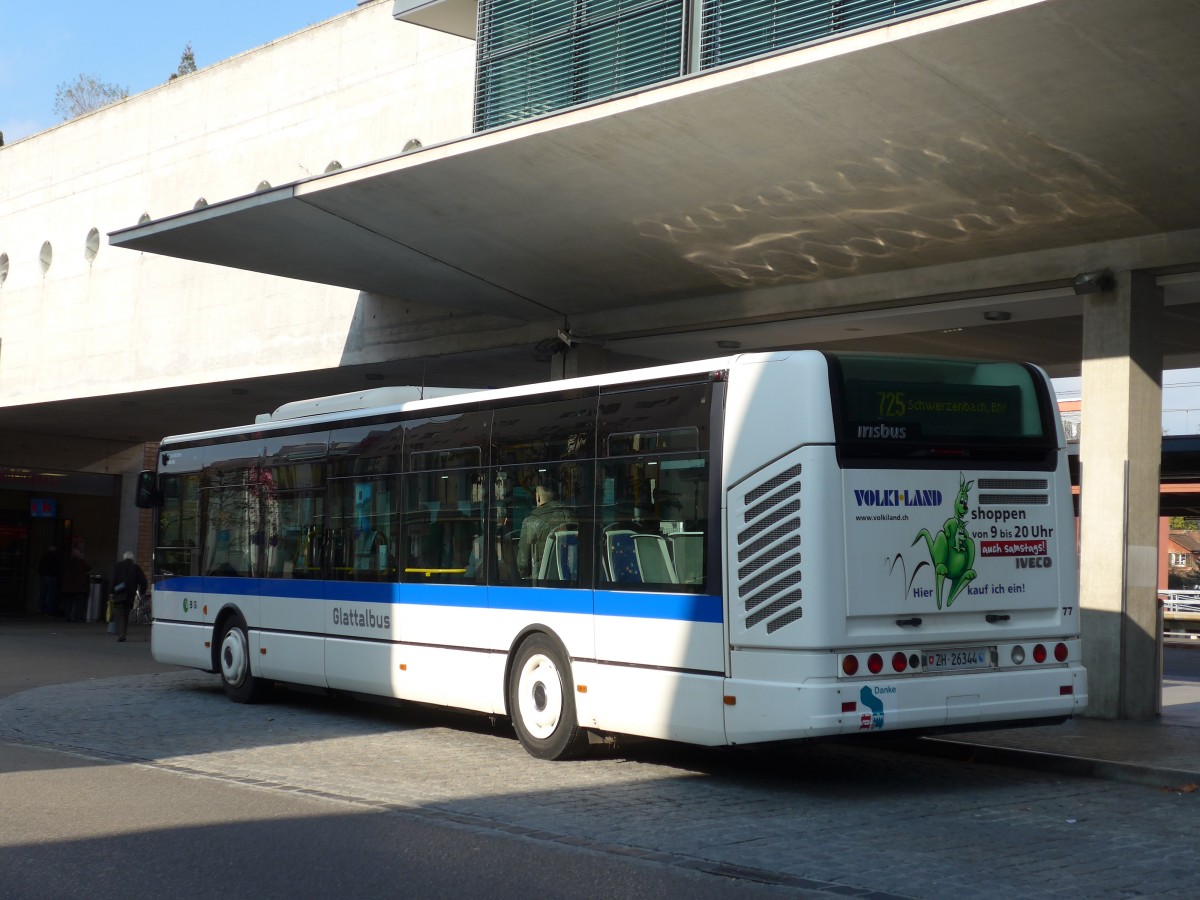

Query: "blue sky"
(1, 1), (356, 144)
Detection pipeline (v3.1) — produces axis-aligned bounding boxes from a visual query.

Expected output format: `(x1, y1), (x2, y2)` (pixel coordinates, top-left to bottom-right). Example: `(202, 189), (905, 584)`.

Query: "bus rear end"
(722, 351), (1086, 744)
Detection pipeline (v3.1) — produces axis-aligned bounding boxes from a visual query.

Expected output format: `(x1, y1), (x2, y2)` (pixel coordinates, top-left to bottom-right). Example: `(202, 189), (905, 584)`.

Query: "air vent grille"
(736, 463), (804, 636)
(978, 494), (1048, 506)
(978, 478), (1048, 490)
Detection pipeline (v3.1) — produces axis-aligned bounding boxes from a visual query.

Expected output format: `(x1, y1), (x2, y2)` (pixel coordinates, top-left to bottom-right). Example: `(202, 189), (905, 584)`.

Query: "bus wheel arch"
(215, 607), (268, 704)
(506, 629), (588, 760)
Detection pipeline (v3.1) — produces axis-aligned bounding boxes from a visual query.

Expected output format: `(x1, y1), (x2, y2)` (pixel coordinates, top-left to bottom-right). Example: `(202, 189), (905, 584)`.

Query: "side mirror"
(135, 470), (161, 508)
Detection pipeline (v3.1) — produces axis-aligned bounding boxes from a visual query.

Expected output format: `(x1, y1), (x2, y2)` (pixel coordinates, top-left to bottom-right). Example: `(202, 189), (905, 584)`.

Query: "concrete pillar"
(1078, 270), (1162, 720)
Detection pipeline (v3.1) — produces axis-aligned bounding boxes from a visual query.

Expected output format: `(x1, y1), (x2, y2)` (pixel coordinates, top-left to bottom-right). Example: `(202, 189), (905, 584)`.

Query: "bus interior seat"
(604, 530), (678, 584)
(537, 526), (579, 584)
(667, 532), (704, 584)
(633, 533), (678, 583)
(490, 530), (521, 582)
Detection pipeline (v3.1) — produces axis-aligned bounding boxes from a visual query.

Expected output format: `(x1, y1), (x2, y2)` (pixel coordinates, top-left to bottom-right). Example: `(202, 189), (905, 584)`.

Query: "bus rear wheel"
(509, 634), (588, 760)
(218, 616), (268, 704)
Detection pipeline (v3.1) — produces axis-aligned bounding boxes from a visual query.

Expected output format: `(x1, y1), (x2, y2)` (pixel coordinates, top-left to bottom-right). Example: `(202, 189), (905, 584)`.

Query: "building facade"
(0, 2), (473, 613)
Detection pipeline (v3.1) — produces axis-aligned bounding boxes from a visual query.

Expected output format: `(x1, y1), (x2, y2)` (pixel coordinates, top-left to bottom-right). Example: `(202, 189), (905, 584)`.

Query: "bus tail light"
(1033, 644), (1047, 664)
(891, 652), (908, 673)
(842, 655), (859, 676)
(1054, 643), (1069, 662)
(1011, 645), (1025, 665)
(867, 653), (883, 674)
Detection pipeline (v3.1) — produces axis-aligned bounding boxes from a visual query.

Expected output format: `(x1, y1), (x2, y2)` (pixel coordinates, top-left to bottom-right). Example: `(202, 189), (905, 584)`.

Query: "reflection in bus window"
(156, 474), (200, 579)
(402, 462), (484, 584)
(328, 421), (404, 477)
(264, 492), (324, 579)
(328, 477), (399, 581)
(203, 486), (259, 577)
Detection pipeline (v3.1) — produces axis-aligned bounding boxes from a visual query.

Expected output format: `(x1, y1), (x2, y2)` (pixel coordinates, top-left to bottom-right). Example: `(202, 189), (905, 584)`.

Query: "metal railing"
(1159, 590), (1200, 642)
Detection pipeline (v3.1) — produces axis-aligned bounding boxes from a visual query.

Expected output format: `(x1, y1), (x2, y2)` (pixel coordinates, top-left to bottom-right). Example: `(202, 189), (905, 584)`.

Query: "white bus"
(138, 351), (1086, 759)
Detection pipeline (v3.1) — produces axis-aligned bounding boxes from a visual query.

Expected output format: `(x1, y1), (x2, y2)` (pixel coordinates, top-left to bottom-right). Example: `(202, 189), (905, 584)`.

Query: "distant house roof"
(1169, 531), (1200, 554)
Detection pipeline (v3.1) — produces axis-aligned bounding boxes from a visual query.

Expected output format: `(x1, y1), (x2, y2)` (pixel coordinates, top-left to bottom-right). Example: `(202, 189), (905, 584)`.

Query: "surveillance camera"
(1072, 270), (1115, 295)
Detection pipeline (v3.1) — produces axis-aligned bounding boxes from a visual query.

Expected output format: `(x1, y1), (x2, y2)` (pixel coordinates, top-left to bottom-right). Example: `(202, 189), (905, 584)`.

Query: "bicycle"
(131, 590), (153, 626)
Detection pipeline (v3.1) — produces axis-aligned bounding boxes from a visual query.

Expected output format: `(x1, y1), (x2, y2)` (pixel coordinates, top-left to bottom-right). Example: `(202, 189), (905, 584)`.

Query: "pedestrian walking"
(111, 551), (148, 642)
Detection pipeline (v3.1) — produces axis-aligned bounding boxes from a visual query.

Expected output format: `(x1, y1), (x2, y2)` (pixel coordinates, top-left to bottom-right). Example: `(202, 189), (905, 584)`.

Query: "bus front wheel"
(218, 616), (268, 704)
(509, 634), (588, 760)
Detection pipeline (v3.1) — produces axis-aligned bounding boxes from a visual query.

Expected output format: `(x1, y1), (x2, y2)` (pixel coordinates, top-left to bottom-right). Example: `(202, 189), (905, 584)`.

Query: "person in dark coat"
(37, 545), (62, 617)
(60, 548), (91, 622)
(517, 480), (574, 580)
(111, 551), (148, 642)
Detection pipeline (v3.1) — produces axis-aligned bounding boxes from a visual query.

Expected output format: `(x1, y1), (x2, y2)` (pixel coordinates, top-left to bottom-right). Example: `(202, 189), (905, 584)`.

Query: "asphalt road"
(1164, 643), (1200, 677)
(0, 621), (809, 899)
(1, 620), (1197, 899)
(1, 741), (812, 900)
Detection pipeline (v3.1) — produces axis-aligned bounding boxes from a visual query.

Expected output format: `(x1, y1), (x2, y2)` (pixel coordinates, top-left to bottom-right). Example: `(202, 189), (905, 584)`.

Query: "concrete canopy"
(111, 0), (1200, 363)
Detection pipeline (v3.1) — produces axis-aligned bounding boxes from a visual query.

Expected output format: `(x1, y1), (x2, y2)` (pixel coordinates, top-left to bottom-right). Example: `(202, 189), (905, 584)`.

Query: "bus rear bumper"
(723, 665), (1087, 745)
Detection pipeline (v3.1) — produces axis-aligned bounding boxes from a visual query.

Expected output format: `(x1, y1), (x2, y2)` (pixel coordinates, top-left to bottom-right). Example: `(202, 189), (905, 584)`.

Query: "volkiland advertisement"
(845, 470), (1059, 616)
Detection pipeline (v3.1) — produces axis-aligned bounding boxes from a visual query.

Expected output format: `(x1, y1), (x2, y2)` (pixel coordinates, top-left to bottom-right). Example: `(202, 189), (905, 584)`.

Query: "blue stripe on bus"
(154, 577), (722, 623)
(594, 590), (724, 623)
(488, 585), (593, 616)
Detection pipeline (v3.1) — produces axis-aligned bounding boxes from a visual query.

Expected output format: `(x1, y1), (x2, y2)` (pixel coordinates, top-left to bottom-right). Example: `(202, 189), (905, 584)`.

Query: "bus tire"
(218, 615), (268, 704)
(508, 633), (588, 760)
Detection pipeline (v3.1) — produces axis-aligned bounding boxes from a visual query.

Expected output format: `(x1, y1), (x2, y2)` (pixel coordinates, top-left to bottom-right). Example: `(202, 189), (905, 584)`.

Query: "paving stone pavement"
(2, 671), (1197, 898)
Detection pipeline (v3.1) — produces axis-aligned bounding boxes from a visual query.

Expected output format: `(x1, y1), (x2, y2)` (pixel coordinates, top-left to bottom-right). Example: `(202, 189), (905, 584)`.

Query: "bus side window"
(259, 436), (329, 580)
(492, 394), (597, 589)
(264, 492), (324, 579)
(512, 465), (587, 587)
(202, 486), (258, 578)
(156, 473), (200, 579)
(328, 477), (399, 582)
(597, 382), (712, 593)
(400, 411), (489, 585)
(401, 463), (485, 584)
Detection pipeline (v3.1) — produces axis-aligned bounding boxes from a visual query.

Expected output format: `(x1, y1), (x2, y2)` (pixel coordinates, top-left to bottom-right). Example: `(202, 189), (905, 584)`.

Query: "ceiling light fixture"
(983, 310), (1012, 322)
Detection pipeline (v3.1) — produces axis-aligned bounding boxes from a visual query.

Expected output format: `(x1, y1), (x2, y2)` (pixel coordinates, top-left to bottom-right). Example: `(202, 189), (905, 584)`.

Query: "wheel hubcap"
(517, 653), (562, 740)
(220, 627), (248, 688)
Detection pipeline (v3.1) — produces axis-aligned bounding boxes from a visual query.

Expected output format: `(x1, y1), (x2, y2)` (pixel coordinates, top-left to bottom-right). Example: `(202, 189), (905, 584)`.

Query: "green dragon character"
(912, 474), (977, 609)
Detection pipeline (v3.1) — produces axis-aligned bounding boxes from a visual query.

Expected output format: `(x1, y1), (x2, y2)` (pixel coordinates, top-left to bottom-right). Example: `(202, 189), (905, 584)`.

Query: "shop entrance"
(0, 469), (122, 617)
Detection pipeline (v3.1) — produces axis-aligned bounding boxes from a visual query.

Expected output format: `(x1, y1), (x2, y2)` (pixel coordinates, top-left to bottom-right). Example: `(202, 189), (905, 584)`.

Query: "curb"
(892, 735), (1199, 791)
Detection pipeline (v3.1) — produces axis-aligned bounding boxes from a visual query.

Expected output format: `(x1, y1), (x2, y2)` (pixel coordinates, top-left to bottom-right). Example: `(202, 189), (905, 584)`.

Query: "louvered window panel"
(475, 0), (686, 132)
(700, 0), (956, 70)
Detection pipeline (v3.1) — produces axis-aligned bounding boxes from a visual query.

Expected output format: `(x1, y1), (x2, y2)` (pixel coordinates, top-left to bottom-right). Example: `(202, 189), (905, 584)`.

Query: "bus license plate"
(923, 648), (990, 671)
